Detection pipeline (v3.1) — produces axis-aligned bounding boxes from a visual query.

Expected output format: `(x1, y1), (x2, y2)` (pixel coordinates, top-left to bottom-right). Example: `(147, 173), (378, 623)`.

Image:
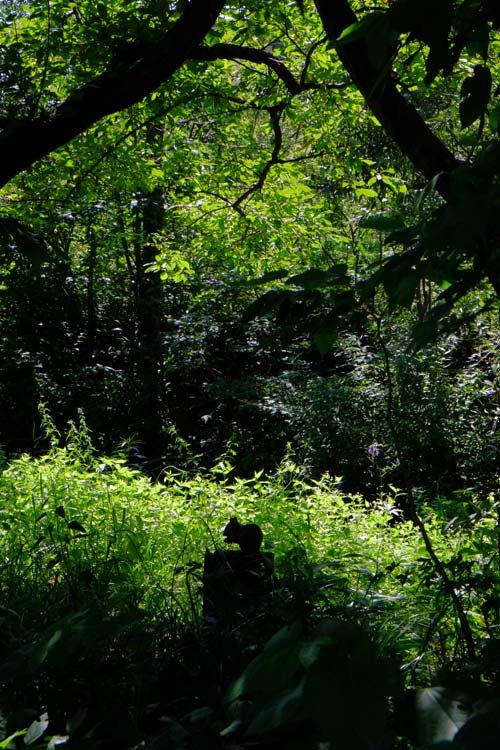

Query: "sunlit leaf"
(24, 712), (49, 745)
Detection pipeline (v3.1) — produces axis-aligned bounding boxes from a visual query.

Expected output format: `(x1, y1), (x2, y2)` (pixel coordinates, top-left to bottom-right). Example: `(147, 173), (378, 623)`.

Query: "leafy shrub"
(1, 419), (499, 747)
(224, 620), (402, 749)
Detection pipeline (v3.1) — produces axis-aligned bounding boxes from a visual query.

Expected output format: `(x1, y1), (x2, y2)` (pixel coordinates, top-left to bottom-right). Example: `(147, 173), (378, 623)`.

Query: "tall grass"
(1, 418), (497, 674)
(1, 419), (498, 747)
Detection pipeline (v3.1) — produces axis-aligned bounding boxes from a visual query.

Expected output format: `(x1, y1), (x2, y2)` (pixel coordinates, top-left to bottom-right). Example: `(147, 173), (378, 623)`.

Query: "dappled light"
(0, 1), (499, 747)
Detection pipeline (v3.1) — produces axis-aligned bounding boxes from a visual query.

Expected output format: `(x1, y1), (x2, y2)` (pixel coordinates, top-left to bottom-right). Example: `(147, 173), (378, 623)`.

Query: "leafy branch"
(232, 104), (324, 212)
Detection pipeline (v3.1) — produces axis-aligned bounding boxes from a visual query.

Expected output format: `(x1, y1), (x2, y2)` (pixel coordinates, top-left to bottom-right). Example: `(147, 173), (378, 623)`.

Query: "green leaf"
(243, 290), (291, 322)
(489, 102), (500, 135)
(24, 713), (49, 746)
(0, 730), (27, 749)
(67, 519), (87, 533)
(66, 706), (88, 734)
(312, 327), (338, 357)
(288, 268), (345, 289)
(245, 681), (306, 738)
(0, 612), (88, 681)
(465, 19), (490, 60)
(388, 0), (453, 82)
(336, 12), (385, 45)
(227, 623), (302, 703)
(459, 65), (492, 129)
(384, 270), (419, 310)
(455, 706), (500, 747)
(411, 318), (439, 348)
(416, 173), (443, 210)
(336, 12), (398, 68)
(358, 212), (406, 232)
(244, 270), (289, 287)
(301, 623), (398, 745)
(415, 687), (473, 745)
(355, 187), (378, 198)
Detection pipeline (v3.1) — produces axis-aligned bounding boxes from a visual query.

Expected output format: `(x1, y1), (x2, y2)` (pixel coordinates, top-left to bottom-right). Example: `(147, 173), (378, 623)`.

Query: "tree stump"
(202, 548), (275, 627)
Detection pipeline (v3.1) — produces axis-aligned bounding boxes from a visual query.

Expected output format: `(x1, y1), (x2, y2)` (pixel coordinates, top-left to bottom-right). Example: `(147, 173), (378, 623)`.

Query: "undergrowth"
(0, 417), (499, 748)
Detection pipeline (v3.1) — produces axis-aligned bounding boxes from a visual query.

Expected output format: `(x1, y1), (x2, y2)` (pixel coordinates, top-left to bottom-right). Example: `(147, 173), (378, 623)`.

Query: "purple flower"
(367, 442), (382, 458)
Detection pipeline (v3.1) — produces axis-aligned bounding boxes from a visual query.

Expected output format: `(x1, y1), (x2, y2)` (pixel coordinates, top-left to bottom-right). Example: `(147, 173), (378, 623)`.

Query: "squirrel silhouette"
(223, 516), (263, 554)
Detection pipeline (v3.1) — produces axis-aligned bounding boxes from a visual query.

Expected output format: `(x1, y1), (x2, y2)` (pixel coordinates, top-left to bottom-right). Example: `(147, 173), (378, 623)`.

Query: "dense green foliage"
(0, 0), (499, 747)
(0, 0), (498, 493)
(1, 425), (500, 748)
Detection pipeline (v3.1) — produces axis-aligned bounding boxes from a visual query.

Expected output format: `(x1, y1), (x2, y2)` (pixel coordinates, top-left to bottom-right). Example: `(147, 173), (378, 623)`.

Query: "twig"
(232, 104), (284, 211)
(300, 36), (327, 87)
(410, 505), (477, 662)
(231, 104), (325, 211)
(371, 306), (477, 662)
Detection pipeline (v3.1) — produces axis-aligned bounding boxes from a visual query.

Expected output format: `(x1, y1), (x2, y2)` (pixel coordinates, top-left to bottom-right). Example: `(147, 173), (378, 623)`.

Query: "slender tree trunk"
(128, 186), (167, 459)
(85, 226), (98, 357)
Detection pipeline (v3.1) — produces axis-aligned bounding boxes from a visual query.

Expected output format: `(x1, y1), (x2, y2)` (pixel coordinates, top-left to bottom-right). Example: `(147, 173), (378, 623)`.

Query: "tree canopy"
(1, 7), (499, 746)
(0, 0), (498, 464)
(1, 0), (499, 322)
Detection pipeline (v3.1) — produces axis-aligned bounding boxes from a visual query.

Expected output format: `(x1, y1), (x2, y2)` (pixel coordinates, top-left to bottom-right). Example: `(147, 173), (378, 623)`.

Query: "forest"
(0, 0), (499, 748)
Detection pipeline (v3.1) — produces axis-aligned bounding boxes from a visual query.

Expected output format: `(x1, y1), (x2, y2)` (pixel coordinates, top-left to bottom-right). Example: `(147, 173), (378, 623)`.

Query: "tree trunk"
(314, 0), (500, 294)
(314, 0), (460, 195)
(129, 185), (167, 459)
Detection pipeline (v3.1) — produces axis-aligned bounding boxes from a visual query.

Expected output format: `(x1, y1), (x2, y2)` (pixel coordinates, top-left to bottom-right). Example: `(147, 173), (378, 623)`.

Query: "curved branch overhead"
(191, 43), (302, 95)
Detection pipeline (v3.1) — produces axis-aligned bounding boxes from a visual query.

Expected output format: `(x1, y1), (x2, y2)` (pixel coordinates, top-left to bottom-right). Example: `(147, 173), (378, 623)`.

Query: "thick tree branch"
(313, 0), (460, 198)
(315, 0), (500, 295)
(0, 0), (226, 189)
(191, 43), (302, 95)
